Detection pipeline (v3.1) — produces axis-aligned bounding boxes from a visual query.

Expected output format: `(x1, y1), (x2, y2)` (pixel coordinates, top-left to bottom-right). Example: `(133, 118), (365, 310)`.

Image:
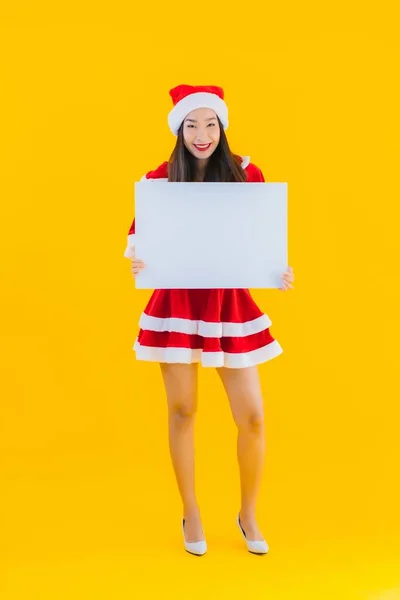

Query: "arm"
(247, 163), (294, 290)
(123, 162), (168, 258)
(123, 219), (136, 259)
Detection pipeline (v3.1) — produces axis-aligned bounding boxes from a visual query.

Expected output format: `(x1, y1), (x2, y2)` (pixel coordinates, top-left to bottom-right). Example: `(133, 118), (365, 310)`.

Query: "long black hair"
(167, 117), (247, 182)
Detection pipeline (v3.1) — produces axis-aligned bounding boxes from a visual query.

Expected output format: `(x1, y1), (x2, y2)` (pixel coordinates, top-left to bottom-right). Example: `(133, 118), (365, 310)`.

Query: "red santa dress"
(124, 155), (283, 368)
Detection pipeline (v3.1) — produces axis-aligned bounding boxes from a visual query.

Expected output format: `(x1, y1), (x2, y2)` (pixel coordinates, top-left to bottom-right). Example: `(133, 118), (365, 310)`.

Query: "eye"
(208, 123), (216, 127)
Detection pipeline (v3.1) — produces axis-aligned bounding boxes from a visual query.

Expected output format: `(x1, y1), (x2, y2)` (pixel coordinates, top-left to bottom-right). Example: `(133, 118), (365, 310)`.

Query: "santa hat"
(167, 84), (229, 136)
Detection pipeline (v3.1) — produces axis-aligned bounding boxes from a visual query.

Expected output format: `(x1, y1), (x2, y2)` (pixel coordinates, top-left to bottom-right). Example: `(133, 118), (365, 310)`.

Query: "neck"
(195, 158), (208, 179)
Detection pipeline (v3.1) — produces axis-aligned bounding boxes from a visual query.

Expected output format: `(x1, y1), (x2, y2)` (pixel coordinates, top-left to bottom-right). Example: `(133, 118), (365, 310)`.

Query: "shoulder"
(232, 154), (265, 181)
(140, 161), (169, 180)
(244, 162), (265, 182)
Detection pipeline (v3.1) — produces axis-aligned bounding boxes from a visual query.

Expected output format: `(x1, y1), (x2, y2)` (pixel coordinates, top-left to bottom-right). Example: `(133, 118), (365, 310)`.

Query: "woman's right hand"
(130, 247), (146, 278)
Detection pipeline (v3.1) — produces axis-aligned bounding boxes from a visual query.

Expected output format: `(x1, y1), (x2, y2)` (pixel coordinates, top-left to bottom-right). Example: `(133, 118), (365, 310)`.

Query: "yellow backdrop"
(1, 1), (399, 598)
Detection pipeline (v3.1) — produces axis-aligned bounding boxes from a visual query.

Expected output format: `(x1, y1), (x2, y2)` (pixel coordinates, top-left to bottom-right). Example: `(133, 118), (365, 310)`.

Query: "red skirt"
(133, 288), (283, 368)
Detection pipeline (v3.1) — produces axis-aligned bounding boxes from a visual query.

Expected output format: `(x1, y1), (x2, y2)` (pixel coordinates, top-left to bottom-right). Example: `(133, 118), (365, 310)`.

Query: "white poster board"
(134, 181), (287, 289)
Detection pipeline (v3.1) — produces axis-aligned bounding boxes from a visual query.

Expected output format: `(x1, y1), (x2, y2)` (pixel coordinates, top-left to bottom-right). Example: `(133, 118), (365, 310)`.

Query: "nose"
(194, 127), (210, 143)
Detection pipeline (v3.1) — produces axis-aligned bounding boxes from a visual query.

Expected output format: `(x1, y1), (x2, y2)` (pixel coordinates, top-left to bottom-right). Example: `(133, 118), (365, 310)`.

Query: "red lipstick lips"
(193, 143), (211, 152)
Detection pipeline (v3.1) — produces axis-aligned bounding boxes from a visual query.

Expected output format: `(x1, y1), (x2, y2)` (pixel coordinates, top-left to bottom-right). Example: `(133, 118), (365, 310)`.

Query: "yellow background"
(1, 1), (399, 598)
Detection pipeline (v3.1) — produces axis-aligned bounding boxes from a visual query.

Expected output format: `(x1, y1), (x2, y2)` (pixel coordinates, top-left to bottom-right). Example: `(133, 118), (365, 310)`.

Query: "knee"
(236, 406), (265, 435)
(169, 402), (197, 430)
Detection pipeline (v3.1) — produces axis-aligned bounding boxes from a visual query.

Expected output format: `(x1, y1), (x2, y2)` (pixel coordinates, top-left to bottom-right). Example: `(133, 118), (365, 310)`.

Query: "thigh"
(216, 366), (264, 425)
(160, 363), (199, 413)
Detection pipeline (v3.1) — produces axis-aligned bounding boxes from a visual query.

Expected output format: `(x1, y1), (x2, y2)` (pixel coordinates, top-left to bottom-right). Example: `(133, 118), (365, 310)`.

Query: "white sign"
(134, 181), (287, 289)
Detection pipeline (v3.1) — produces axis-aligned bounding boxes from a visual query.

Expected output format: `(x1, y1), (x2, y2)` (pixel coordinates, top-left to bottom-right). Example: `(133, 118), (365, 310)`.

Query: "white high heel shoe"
(182, 519), (207, 556)
(237, 513), (269, 554)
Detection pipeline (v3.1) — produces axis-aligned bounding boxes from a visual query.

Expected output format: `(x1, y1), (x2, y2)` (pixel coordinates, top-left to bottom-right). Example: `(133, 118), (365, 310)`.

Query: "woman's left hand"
(280, 266), (294, 291)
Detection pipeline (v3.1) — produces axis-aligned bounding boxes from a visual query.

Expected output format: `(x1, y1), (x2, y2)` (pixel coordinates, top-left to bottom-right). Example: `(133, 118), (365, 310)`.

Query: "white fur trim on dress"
(124, 233), (136, 258)
(168, 92), (229, 135)
(138, 312), (272, 338)
(133, 339), (283, 368)
(241, 155), (250, 169)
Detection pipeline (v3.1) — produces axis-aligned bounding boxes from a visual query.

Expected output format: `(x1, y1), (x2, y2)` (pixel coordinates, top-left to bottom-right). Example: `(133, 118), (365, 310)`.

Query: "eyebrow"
(185, 117), (217, 122)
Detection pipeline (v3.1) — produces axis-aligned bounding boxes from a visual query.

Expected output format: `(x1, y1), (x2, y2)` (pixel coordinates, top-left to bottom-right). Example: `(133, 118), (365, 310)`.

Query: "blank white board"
(134, 181), (287, 289)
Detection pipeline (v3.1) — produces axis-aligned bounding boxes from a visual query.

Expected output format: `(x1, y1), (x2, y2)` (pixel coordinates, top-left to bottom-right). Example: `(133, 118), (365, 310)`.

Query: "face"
(182, 107), (221, 161)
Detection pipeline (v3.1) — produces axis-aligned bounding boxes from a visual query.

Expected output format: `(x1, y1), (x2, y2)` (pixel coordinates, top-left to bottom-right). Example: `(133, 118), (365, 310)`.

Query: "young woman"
(124, 84), (295, 556)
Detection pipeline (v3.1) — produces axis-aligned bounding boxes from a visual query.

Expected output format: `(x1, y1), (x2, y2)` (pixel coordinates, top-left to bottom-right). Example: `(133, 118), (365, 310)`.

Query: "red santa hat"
(168, 84), (229, 135)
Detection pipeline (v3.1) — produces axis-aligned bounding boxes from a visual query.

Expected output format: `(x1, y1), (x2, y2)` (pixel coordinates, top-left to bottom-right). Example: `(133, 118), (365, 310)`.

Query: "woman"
(124, 84), (295, 556)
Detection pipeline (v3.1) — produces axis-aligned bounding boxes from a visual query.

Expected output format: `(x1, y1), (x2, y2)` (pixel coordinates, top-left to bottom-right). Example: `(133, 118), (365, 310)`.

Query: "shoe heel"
(237, 513), (269, 555)
(182, 518), (207, 556)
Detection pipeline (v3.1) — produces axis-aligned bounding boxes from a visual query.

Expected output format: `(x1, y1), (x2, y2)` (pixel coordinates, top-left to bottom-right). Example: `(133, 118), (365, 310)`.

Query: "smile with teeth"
(194, 143), (212, 151)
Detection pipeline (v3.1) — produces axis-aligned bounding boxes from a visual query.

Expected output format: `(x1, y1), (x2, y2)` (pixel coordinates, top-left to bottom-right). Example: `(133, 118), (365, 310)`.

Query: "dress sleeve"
(123, 218), (136, 259)
(123, 172), (153, 258)
(256, 167), (265, 182)
(244, 162), (266, 182)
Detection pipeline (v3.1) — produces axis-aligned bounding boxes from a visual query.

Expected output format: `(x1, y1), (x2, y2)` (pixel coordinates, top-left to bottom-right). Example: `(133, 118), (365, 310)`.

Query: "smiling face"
(182, 107), (221, 161)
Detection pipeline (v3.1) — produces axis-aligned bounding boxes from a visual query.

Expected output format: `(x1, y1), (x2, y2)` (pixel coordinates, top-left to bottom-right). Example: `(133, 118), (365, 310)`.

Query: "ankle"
(183, 504), (201, 519)
(240, 508), (257, 521)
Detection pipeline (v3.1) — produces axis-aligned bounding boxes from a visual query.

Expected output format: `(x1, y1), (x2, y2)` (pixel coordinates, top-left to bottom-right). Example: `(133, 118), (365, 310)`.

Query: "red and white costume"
(124, 85), (284, 368)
